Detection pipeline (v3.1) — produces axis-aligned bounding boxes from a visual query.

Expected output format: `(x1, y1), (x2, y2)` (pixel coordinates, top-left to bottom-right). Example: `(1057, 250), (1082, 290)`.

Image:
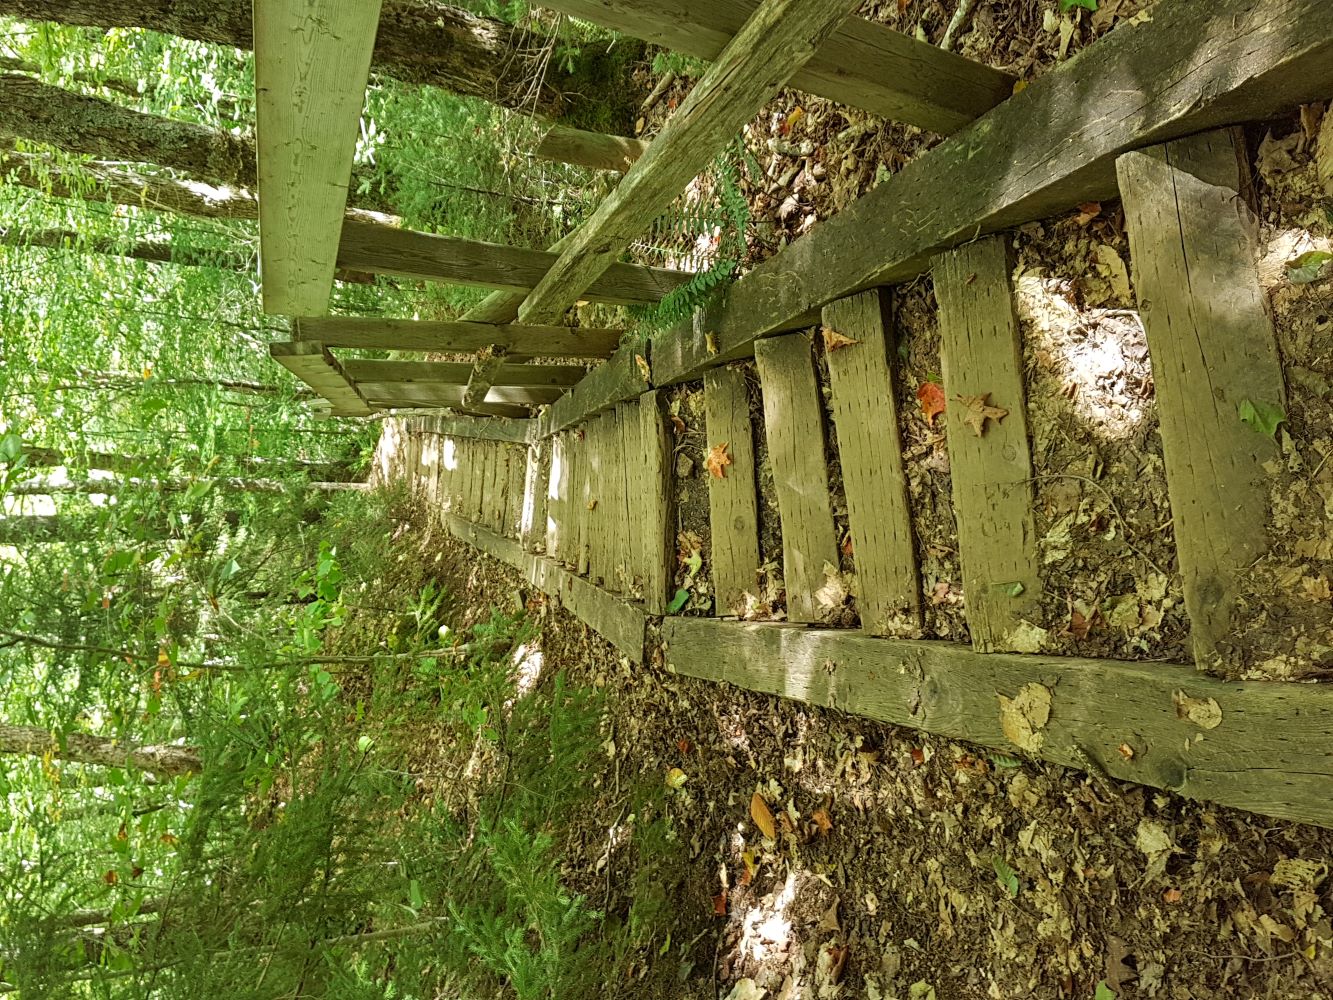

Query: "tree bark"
(0, 75), (395, 213)
(1, 225), (253, 270)
(0, 724), (201, 776)
(0, 0), (642, 125)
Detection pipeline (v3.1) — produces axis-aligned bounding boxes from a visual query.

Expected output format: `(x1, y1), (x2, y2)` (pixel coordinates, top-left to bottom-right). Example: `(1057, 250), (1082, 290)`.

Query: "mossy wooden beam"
(661, 619), (1333, 829)
(343, 360), (585, 388)
(269, 341), (372, 417)
(541, 0), (1013, 134)
(336, 220), (689, 306)
(536, 125), (649, 173)
(650, 0), (1333, 386)
(515, 0), (861, 326)
(432, 416), (536, 444)
(294, 316), (621, 358)
(255, 0), (381, 317)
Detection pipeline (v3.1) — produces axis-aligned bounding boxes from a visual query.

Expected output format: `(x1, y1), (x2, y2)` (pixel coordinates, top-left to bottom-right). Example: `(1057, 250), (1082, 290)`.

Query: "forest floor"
(371, 1), (1333, 996)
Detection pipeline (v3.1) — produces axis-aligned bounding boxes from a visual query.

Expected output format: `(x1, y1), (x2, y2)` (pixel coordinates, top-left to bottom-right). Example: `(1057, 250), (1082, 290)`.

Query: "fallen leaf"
(821, 326), (859, 351)
(1173, 690), (1222, 730)
(665, 767), (688, 789)
(1288, 250), (1332, 284)
(779, 106), (804, 136)
(812, 808), (833, 836)
(677, 738), (692, 754)
(1117, 743), (1135, 760)
(992, 856), (1020, 898)
(740, 848), (758, 884)
(635, 354), (651, 382)
(1094, 983), (1117, 1000)
(634, 116), (646, 135)
(713, 889), (728, 915)
(669, 414), (687, 435)
(814, 562), (849, 613)
(1095, 245), (1132, 301)
(817, 897), (840, 933)
(586, 499), (598, 511)
(706, 441), (732, 479)
(725, 979), (766, 1000)
(955, 393), (1009, 437)
(929, 580), (951, 605)
(1163, 887), (1183, 904)
(1300, 102), (1325, 140)
(1136, 818), (1176, 880)
(705, 332), (719, 355)
(916, 382), (946, 425)
(102, 870), (118, 885)
(1070, 608), (1092, 639)
(666, 588), (690, 614)
(998, 682), (1052, 752)
(1075, 201), (1102, 225)
(1272, 858), (1329, 890)
(750, 792), (777, 840)
(910, 747), (925, 766)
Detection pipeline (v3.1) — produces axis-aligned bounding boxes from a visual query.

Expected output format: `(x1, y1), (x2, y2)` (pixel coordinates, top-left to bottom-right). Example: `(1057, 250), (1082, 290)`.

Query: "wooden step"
(933, 236), (1042, 652)
(1117, 128), (1285, 672)
(638, 391), (676, 614)
(754, 333), (840, 623)
(704, 367), (762, 616)
(822, 289), (922, 636)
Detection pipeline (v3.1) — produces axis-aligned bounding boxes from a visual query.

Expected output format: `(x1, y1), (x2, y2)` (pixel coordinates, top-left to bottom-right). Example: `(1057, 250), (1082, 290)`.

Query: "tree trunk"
(0, 0), (642, 126)
(2, 225), (253, 271)
(0, 724), (201, 776)
(0, 75), (395, 213)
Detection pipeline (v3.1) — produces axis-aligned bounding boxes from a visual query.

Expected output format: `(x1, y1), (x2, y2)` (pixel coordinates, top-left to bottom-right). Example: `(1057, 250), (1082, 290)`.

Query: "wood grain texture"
(753, 334), (839, 623)
(344, 359), (585, 388)
(508, 444), (526, 538)
(537, 125), (649, 173)
(447, 516), (646, 662)
(933, 237), (1042, 652)
(703, 366), (761, 616)
(516, 0), (860, 324)
(1117, 130), (1284, 672)
(574, 427), (592, 576)
(540, 0), (1012, 133)
(547, 433), (569, 561)
(428, 416), (536, 444)
(269, 341), (372, 417)
(255, 0), (381, 316)
(649, 0), (1333, 387)
(337, 220), (690, 306)
(295, 316), (622, 358)
(613, 403), (637, 593)
(521, 439), (547, 553)
(822, 290), (921, 635)
(662, 618), (1333, 829)
(639, 391), (676, 614)
(355, 382), (544, 414)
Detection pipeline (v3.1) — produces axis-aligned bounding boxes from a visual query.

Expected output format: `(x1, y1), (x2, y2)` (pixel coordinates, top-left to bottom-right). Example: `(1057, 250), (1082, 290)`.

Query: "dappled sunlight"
(1016, 274), (1150, 441)
(441, 437), (458, 472)
(369, 419), (404, 485)
(738, 868), (798, 963)
(510, 643), (543, 699)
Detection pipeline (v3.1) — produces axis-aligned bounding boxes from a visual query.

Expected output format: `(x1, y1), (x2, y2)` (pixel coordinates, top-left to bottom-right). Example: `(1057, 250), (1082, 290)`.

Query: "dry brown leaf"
(1172, 690), (1222, 730)
(1163, 887), (1183, 904)
(750, 792), (777, 840)
(712, 889), (728, 916)
(635, 354), (651, 382)
(955, 393), (1009, 437)
(998, 683), (1052, 752)
(586, 499), (598, 511)
(821, 326), (860, 352)
(916, 381), (946, 425)
(705, 332), (720, 356)
(706, 441), (732, 479)
(669, 414), (687, 435)
(1075, 201), (1102, 225)
(1117, 743), (1135, 760)
(812, 808), (833, 836)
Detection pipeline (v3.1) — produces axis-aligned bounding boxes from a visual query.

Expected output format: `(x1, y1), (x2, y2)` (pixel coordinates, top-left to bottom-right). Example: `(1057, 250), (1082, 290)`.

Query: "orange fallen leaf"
(1074, 201), (1102, 225)
(841, 535), (854, 558)
(955, 393), (1009, 437)
(821, 326), (859, 352)
(677, 738), (692, 754)
(812, 808), (833, 836)
(1070, 608), (1092, 640)
(750, 792), (777, 840)
(669, 414), (687, 435)
(1163, 887), (1183, 904)
(910, 747), (925, 766)
(916, 382), (946, 425)
(705, 442), (732, 479)
(712, 889), (728, 915)
(102, 870), (118, 885)
(1117, 743), (1135, 760)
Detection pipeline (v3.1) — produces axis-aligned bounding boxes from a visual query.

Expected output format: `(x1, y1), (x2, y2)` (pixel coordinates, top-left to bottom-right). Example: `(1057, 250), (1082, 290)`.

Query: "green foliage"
(650, 51), (710, 79)
(1287, 249), (1332, 284)
(1238, 399), (1286, 438)
(992, 856), (1020, 898)
(1059, 0), (1098, 11)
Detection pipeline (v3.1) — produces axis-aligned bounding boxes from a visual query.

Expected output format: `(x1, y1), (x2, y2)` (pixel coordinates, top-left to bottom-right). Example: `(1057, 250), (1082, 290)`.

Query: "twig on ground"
(940, 0), (980, 51)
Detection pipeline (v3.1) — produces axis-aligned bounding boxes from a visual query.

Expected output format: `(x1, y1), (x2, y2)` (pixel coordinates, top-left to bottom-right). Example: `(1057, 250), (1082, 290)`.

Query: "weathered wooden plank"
(573, 427), (592, 576)
(541, 0), (1012, 134)
(295, 316), (621, 358)
(337, 220), (690, 306)
(520, 439), (548, 552)
(1117, 130), (1285, 671)
(430, 416), (535, 445)
(933, 237), (1041, 652)
(537, 125), (649, 173)
(547, 433), (569, 561)
(356, 382), (557, 411)
(703, 366), (761, 616)
(509, 444), (527, 538)
(516, 0), (860, 325)
(613, 403), (637, 592)
(446, 516), (646, 662)
(822, 290), (921, 635)
(344, 360), (585, 388)
(649, 0), (1333, 387)
(255, 0), (381, 316)
(753, 334), (839, 623)
(663, 618), (1333, 829)
(546, 346), (650, 433)
(638, 390), (675, 614)
(269, 341), (372, 417)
